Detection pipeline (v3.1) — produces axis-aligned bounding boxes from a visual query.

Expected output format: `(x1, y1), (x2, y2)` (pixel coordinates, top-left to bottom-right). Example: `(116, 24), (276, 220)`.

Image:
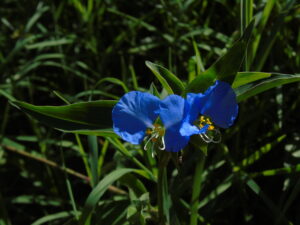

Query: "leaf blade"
(11, 100), (117, 136)
(235, 73), (300, 102)
(79, 168), (135, 224)
(186, 20), (255, 93)
(146, 61), (185, 95)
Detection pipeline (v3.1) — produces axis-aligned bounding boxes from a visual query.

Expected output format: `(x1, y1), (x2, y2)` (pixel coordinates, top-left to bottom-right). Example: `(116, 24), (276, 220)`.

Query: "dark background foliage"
(0, 0), (299, 224)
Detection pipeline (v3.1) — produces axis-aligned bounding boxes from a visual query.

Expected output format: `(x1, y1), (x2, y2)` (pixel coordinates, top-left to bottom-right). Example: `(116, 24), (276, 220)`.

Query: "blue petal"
(185, 93), (205, 124)
(159, 95), (187, 129)
(159, 95), (190, 152)
(198, 80), (238, 128)
(112, 91), (160, 144)
(164, 124), (190, 152)
(180, 122), (208, 136)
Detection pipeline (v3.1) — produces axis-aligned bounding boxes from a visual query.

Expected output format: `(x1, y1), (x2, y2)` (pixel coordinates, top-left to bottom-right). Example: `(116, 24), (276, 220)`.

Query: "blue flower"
(180, 80), (238, 142)
(159, 95), (207, 152)
(112, 91), (192, 153)
(112, 91), (161, 145)
(112, 81), (238, 153)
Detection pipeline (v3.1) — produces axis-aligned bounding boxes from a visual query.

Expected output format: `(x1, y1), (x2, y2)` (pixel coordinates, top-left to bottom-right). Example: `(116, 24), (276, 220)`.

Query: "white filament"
(199, 133), (213, 143)
(144, 133), (157, 151)
(159, 136), (165, 150)
(199, 129), (221, 143)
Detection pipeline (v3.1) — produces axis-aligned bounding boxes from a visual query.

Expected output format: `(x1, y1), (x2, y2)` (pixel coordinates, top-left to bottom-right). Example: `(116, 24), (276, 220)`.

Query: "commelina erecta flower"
(112, 81), (238, 153)
(112, 91), (192, 154)
(180, 80), (239, 143)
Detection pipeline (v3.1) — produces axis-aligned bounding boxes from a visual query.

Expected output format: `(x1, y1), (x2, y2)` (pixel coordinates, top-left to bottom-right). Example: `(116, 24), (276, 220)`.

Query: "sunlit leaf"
(235, 73), (300, 102)
(79, 168), (135, 224)
(146, 61), (185, 95)
(11, 100), (118, 137)
(185, 20), (255, 93)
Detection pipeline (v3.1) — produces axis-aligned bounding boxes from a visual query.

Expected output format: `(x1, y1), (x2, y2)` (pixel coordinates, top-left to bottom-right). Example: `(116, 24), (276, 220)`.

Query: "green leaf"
(94, 77), (129, 93)
(120, 174), (147, 197)
(185, 20), (255, 93)
(88, 135), (99, 187)
(232, 72), (271, 88)
(198, 175), (233, 209)
(145, 61), (185, 95)
(192, 39), (205, 76)
(250, 165), (300, 178)
(11, 100), (118, 137)
(148, 82), (161, 98)
(79, 168), (135, 224)
(31, 211), (72, 225)
(240, 135), (286, 168)
(235, 73), (300, 102)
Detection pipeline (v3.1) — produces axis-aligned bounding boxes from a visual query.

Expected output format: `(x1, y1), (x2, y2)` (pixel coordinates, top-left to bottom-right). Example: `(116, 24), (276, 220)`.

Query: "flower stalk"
(157, 151), (171, 224)
(190, 151), (206, 225)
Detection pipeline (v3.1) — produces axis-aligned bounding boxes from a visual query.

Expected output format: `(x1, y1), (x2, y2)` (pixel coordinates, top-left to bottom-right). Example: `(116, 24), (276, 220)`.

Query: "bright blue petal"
(112, 91), (160, 144)
(164, 124), (190, 152)
(159, 95), (187, 129)
(180, 122), (208, 136)
(186, 93), (205, 124)
(159, 95), (190, 152)
(199, 80), (238, 128)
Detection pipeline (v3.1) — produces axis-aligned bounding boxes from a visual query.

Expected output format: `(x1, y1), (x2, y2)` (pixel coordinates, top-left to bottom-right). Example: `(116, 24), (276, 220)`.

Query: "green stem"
(190, 152), (206, 225)
(157, 152), (170, 224)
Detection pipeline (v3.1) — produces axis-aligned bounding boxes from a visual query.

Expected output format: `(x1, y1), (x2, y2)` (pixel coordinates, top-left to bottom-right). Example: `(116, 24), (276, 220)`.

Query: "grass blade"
(146, 61), (185, 95)
(186, 20), (255, 93)
(31, 211), (72, 225)
(235, 73), (300, 102)
(10, 100), (116, 134)
(79, 168), (135, 224)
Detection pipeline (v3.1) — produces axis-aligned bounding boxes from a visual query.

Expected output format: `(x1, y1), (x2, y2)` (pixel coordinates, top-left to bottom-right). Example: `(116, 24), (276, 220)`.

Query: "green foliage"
(186, 20), (255, 93)
(11, 100), (117, 137)
(1, 0), (300, 225)
(146, 61), (185, 95)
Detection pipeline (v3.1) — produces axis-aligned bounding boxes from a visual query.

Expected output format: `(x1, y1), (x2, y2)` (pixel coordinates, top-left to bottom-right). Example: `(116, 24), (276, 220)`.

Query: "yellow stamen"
(198, 116), (214, 130)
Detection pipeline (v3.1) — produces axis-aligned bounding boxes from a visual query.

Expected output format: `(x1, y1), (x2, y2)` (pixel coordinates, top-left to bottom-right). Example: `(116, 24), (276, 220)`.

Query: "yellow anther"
(208, 125), (215, 131)
(200, 116), (206, 122)
(146, 124), (165, 137)
(198, 116), (215, 130)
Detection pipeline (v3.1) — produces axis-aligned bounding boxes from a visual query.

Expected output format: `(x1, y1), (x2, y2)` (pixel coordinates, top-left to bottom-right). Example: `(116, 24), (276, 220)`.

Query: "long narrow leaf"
(186, 20), (255, 93)
(79, 168), (135, 224)
(146, 61), (185, 95)
(235, 73), (300, 102)
(11, 100), (118, 137)
(31, 211), (71, 225)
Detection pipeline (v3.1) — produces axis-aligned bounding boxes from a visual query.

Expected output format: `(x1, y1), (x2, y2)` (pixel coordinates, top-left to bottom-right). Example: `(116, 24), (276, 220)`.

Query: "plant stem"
(157, 152), (170, 224)
(189, 152), (206, 225)
(2, 144), (127, 195)
(2, 144), (90, 182)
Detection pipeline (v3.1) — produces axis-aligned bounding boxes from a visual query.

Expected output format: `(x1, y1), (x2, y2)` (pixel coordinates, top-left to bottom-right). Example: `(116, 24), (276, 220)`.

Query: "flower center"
(144, 124), (166, 155)
(145, 124), (165, 141)
(198, 116), (215, 131)
(197, 116), (221, 143)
